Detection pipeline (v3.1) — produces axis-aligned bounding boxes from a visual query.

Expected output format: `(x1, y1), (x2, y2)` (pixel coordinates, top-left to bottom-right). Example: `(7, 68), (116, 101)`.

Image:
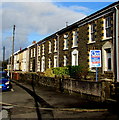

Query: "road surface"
(1, 81), (119, 119)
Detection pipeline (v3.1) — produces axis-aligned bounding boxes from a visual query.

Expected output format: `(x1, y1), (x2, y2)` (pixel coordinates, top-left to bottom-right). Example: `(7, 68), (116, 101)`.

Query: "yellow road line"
(0, 102), (108, 112)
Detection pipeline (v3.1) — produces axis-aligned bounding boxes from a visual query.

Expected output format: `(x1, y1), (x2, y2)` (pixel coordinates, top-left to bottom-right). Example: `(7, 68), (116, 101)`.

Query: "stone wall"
(13, 72), (111, 102)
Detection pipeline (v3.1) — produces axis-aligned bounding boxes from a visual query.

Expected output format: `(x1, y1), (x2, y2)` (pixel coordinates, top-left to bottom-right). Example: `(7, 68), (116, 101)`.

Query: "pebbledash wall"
(12, 2), (119, 82)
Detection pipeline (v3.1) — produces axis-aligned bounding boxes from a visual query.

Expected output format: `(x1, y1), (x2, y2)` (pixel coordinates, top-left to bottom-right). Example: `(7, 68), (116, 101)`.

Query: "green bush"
(67, 66), (81, 79)
(44, 68), (55, 77)
(44, 65), (88, 79)
(53, 67), (69, 76)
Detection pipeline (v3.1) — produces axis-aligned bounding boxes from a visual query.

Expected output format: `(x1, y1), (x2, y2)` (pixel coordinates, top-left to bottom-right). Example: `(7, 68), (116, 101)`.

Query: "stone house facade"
(12, 2), (119, 82)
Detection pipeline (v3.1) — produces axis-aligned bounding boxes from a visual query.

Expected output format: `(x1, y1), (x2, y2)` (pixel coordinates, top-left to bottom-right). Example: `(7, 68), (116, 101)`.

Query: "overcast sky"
(1, 0), (117, 61)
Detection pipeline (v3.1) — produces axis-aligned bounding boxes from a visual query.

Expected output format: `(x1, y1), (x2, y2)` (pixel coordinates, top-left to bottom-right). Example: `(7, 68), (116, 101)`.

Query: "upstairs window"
(72, 31), (78, 47)
(31, 49), (33, 58)
(33, 48), (35, 57)
(38, 46), (40, 56)
(104, 16), (111, 38)
(89, 23), (95, 43)
(49, 41), (52, 53)
(64, 34), (68, 50)
(42, 44), (45, 55)
(54, 39), (58, 52)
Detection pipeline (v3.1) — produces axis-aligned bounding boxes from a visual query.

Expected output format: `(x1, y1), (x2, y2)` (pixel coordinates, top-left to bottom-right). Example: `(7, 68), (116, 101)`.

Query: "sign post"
(90, 50), (101, 82)
(96, 67), (98, 82)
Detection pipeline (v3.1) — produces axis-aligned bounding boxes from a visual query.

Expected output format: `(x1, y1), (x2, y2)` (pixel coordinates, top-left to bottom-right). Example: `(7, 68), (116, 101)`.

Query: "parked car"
(0, 71), (12, 91)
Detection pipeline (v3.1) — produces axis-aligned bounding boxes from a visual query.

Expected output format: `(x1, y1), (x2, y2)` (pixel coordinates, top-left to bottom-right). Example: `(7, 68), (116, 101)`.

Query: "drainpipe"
(56, 34), (59, 67)
(115, 6), (119, 82)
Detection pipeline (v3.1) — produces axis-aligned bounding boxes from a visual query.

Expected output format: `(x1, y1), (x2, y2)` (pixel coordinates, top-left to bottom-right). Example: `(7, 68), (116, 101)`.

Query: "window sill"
(63, 48), (68, 50)
(87, 41), (96, 44)
(102, 37), (112, 41)
(48, 52), (52, 54)
(72, 45), (78, 48)
(54, 50), (58, 53)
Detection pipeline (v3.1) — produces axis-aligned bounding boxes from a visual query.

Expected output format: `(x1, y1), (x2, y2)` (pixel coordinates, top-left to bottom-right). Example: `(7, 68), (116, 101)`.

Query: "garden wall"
(13, 72), (111, 102)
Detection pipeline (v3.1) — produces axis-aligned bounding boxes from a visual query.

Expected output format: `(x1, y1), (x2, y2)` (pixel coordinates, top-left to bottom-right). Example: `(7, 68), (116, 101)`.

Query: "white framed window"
(54, 55), (58, 67)
(42, 44), (45, 55)
(30, 61), (32, 71)
(41, 56), (45, 72)
(103, 16), (111, 39)
(71, 49), (78, 66)
(103, 48), (112, 71)
(48, 58), (51, 68)
(89, 23), (96, 43)
(54, 39), (58, 52)
(33, 48), (35, 57)
(31, 49), (33, 58)
(37, 60), (40, 72)
(49, 41), (52, 53)
(38, 46), (41, 56)
(102, 42), (113, 72)
(72, 31), (78, 48)
(64, 34), (68, 50)
(14, 55), (17, 70)
(64, 56), (67, 66)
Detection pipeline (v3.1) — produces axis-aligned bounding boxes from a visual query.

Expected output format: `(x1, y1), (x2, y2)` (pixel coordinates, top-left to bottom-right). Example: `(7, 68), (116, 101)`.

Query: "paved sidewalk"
(32, 85), (106, 109)
(15, 81), (103, 109)
(12, 80), (113, 110)
(11, 80), (119, 119)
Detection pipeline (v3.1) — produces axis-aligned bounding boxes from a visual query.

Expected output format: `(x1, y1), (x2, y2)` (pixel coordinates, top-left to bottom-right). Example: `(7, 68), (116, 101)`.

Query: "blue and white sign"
(90, 50), (101, 68)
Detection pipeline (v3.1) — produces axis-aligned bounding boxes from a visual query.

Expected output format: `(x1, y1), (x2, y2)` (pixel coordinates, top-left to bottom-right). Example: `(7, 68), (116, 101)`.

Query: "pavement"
(12, 80), (106, 109)
(10, 80), (119, 119)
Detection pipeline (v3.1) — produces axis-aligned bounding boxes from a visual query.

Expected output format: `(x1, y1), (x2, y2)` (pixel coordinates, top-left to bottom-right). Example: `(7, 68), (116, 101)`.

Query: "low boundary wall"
(13, 72), (111, 102)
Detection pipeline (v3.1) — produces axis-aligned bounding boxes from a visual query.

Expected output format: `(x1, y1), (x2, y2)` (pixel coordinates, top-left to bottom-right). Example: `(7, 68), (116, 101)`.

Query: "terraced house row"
(11, 1), (119, 82)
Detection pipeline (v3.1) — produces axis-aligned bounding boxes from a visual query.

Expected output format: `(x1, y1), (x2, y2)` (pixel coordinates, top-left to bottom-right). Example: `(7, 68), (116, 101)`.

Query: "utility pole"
(2, 46), (5, 70)
(11, 25), (15, 79)
(3, 46), (5, 62)
(3, 46), (5, 69)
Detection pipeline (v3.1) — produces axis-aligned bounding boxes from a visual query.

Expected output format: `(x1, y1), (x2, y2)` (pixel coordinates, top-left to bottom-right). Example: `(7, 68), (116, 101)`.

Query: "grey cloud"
(2, 2), (87, 60)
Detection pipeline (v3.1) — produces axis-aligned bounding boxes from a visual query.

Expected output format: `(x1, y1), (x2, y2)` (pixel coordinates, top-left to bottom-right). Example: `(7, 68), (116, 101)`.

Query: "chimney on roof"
(32, 41), (36, 44)
(66, 22), (68, 27)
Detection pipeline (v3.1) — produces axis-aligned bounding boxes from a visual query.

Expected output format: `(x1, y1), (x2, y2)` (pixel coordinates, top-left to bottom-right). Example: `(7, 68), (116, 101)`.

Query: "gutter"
(115, 6), (119, 82)
(78, 11), (113, 27)
(78, 5), (115, 28)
